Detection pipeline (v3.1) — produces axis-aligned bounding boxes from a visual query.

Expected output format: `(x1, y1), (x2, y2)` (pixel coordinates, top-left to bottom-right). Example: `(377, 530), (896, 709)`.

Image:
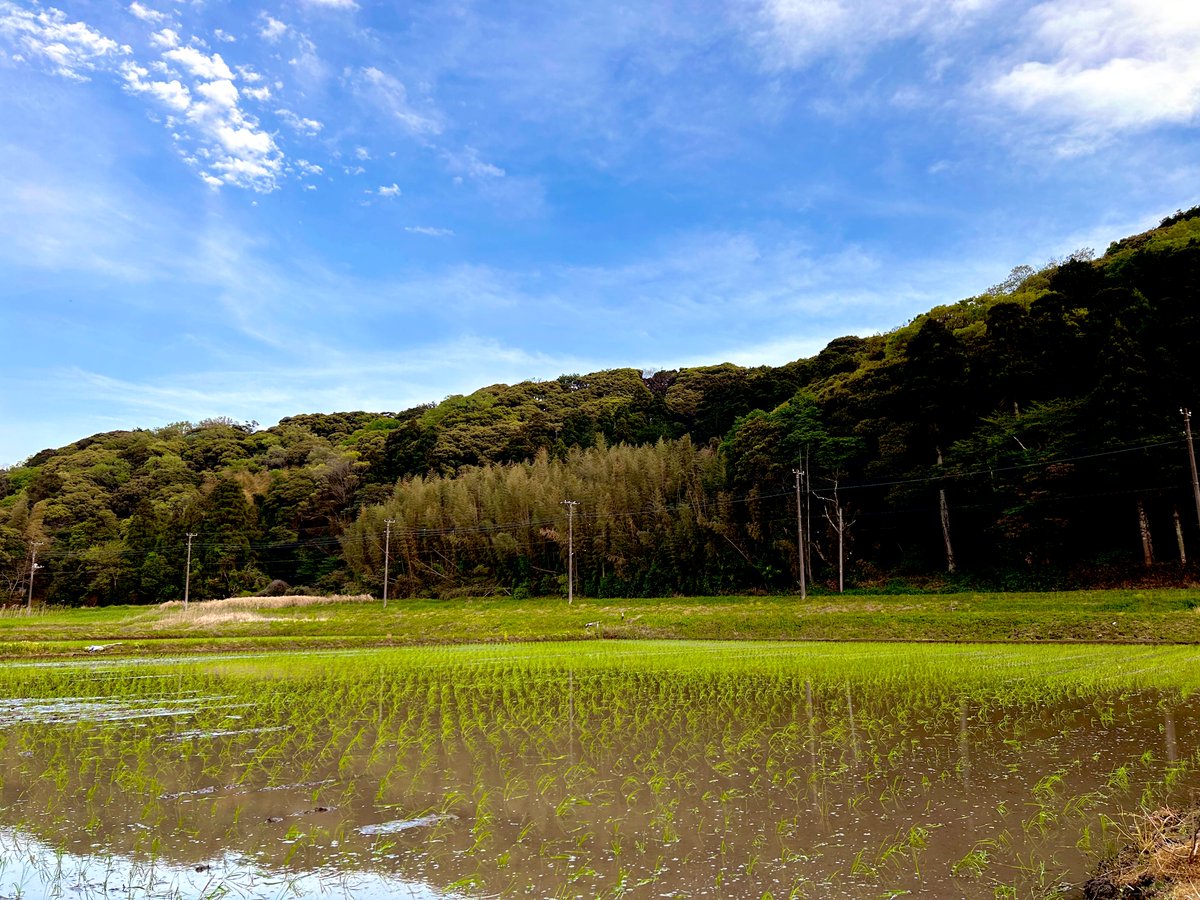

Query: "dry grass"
(0, 605), (53, 619)
(179, 611), (270, 627)
(154, 594), (371, 629)
(158, 593), (372, 612)
(1092, 808), (1200, 898)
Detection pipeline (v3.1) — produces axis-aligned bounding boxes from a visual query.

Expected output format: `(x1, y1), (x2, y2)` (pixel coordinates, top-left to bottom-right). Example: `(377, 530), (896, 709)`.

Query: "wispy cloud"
(257, 14), (287, 43)
(50, 334), (579, 430)
(276, 107), (322, 134)
(444, 146), (505, 181)
(988, 0), (1200, 151)
(405, 226), (454, 237)
(350, 66), (442, 135)
(745, 0), (996, 69)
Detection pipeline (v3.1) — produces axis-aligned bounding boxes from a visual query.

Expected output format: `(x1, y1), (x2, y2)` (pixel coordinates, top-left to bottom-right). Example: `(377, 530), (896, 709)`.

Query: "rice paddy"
(2, 641), (1200, 898)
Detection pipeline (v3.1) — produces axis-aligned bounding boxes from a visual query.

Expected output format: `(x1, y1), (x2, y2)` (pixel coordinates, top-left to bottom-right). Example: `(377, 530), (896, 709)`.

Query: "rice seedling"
(0, 642), (1199, 896)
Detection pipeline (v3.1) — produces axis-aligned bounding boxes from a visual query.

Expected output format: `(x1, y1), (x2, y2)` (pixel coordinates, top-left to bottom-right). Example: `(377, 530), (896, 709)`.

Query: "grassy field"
(1, 587), (1200, 658)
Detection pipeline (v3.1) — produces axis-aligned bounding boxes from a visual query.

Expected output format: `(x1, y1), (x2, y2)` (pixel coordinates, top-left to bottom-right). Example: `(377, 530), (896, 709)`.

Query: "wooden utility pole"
(793, 469), (807, 599)
(561, 500), (579, 604)
(183, 532), (196, 608)
(1183, 409), (1200, 533)
(26, 541), (41, 611)
(936, 446), (957, 574)
(383, 518), (395, 608)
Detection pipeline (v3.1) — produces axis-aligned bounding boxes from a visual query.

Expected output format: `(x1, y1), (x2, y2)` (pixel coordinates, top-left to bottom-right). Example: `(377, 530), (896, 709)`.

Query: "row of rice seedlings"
(3, 642), (1200, 896)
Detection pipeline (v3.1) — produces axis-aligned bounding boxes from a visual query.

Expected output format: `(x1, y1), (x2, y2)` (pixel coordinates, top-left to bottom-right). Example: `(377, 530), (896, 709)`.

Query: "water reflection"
(0, 643), (1198, 898)
(0, 828), (456, 900)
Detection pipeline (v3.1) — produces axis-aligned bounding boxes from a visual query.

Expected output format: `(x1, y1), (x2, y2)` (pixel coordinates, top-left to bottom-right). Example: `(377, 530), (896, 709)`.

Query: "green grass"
(1, 587), (1199, 658)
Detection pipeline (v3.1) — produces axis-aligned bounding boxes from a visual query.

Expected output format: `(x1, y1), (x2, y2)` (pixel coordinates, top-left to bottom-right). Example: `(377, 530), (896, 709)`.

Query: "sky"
(2, 0), (1199, 466)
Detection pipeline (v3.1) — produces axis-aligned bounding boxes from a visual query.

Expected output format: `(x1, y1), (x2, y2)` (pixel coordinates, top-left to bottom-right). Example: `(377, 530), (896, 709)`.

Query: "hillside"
(4, 208), (1200, 604)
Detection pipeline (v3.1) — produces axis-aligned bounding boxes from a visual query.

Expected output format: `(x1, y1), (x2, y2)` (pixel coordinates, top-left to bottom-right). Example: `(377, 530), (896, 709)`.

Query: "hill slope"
(4, 208), (1200, 602)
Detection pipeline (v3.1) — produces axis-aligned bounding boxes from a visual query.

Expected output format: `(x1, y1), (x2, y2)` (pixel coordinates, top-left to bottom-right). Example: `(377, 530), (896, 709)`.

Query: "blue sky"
(2, 0), (1198, 466)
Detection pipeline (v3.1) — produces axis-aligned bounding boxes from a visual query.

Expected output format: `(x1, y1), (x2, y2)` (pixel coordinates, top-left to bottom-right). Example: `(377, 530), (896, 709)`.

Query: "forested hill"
(5, 208), (1200, 604)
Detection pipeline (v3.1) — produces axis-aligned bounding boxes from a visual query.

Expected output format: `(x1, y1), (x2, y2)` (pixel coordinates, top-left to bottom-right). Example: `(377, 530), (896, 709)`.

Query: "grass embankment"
(1, 587), (1199, 658)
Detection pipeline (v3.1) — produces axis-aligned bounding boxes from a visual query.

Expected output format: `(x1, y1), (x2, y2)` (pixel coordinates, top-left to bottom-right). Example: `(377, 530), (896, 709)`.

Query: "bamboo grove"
(4, 209), (1200, 603)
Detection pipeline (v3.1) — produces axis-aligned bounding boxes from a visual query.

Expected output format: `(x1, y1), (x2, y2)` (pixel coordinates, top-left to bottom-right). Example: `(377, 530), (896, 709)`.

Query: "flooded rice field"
(2, 642), (1200, 898)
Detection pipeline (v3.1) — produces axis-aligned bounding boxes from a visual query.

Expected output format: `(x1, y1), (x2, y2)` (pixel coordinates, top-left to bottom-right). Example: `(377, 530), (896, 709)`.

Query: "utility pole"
(26, 541), (41, 611)
(383, 518), (395, 608)
(1183, 409), (1200, 534)
(561, 500), (579, 604)
(793, 469), (807, 599)
(183, 532), (196, 609)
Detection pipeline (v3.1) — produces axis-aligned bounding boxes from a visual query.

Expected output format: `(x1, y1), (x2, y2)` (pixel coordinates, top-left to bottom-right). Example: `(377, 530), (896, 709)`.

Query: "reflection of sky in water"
(0, 830), (459, 900)
(1, 645), (1200, 897)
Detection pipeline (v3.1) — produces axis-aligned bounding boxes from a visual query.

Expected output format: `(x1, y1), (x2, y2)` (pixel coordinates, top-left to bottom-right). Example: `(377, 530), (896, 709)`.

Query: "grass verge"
(0, 587), (1199, 658)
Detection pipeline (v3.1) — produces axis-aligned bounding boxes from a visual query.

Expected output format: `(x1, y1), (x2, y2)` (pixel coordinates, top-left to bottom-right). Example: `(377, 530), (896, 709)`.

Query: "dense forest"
(5, 209), (1200, 604)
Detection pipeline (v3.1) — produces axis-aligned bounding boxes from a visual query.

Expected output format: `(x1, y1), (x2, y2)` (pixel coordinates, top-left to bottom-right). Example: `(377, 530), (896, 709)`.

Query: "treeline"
(4, 208), (1200, 603)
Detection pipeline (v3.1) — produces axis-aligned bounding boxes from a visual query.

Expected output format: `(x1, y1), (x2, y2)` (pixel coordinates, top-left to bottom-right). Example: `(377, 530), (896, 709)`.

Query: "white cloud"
(405, 226), (454, 237)
(149, 28), (178, 49)
(242, 84), (270, 101)
(194, 78), (239, 111)
(747, 0), (991, 69)
(120, 61), (190, 111)
(376, 183), (401, 197)
(287, 33), (325, 81)
(355, 146), (370, 160)
(258, 15), (287, 42)
(444, 146), (505, 180)
(352, 66), (441, 135)
(302, 0), (359, 9)
(989, 0), (1200, 145)
(276, 107), (323, 134)
(120, 48), (285, 192)
(127, 2), (164, 25)
(296, 159), (323, 176)
(163, 46), (234, 81)
(213, 29), (236, 44)
(0, 4), (129, 81)
(215, 123), (273, 158)
(207, 152), (281, 191)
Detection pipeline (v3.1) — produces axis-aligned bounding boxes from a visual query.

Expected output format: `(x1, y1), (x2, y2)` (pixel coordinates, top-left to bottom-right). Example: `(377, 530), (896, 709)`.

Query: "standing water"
(1, 642), (1199, 898)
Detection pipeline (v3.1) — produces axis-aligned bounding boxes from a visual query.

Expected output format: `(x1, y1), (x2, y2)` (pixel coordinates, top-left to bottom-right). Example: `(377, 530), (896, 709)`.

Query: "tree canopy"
(5, 208), (1200, 603)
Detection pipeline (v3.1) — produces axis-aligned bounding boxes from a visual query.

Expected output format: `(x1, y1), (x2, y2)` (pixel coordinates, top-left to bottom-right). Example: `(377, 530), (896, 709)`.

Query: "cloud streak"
(988, 0), (1200, 149)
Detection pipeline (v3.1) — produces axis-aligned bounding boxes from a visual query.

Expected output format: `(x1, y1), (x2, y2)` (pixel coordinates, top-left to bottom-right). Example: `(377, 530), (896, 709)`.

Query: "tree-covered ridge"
(4, 207), (1200, 603)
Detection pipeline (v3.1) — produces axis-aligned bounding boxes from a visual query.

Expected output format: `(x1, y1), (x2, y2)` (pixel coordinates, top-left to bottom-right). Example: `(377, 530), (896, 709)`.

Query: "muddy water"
(1, 644), (1199, 898)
